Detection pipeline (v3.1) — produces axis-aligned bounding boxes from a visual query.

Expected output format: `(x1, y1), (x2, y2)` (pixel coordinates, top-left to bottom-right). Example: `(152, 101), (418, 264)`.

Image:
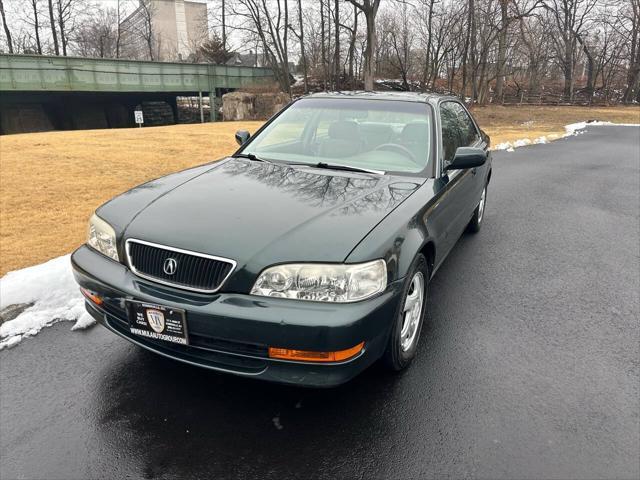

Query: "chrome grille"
(126, 239), (236, 293)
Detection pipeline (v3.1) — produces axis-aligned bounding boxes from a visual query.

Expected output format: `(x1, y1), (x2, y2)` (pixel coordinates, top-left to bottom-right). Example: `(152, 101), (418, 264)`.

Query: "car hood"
(108, 158), (421, 286)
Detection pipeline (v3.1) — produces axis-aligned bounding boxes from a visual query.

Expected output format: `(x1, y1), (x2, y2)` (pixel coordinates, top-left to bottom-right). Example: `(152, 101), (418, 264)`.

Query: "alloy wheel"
(400, 271), (425, 351)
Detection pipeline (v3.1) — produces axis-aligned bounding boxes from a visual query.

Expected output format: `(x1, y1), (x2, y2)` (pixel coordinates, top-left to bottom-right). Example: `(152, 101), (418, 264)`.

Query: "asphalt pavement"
(1, 125), (639, 480)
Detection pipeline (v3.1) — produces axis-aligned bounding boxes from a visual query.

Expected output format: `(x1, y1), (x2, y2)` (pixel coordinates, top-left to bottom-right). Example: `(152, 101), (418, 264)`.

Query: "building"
(226, 51), (260, 68)
(121, 0), (208, 62)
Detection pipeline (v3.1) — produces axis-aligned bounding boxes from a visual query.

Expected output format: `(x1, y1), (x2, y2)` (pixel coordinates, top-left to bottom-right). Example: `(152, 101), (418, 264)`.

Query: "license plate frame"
(126, 300), (189, 345)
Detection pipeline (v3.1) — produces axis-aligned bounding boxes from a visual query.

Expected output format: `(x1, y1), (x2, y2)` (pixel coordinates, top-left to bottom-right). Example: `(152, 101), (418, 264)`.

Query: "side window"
(440, 102), (480, 163)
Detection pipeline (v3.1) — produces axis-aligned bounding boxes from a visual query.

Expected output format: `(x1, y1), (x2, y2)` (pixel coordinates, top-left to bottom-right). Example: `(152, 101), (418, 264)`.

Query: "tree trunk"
(57, 0), (67, 56)
(623, 0), (640, 103)
(347, 6), (358, 86)
(47, 0), (59, 55)
(583, 46), (594, 100)
(32, 0), (43, 54)
(297, 0), (308, 93)
(0, 0), (13, 53)
(563, 38), (573, 101)
(346, 0), (380, 91)
(283, 0), (290, 96)
(221, 0), (226, 51)
(321, 0), (327, 91)
(461, 0), (473, 101)
(422, 0), (435, 90)
(115, 0), (121, 58)
(494, 0), (508, 102)
(462, 0), (478, 102)
(363, 10), (376, 91)
(334, 0), (340, 89)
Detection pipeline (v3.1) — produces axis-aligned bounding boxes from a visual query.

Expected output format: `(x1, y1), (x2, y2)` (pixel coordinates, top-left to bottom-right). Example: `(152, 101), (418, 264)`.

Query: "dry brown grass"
(471, 105), (640, 145)
(1, 105), (638, 275)
(0, 121), (263, 275)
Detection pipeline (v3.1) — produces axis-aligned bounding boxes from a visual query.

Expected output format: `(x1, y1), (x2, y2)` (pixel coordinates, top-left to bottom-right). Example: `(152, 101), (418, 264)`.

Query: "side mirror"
(235, 130), (251, 146)
(445, 147), (487, 171)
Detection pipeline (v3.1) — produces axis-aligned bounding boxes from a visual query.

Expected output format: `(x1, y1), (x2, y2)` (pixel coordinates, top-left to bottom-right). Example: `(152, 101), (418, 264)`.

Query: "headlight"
(250, 259), (387, 303)
(87, 213), (119, 261)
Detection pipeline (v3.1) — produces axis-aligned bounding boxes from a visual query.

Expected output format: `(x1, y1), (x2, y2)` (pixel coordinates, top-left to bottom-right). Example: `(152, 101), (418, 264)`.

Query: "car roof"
(303, 90), (455, 104)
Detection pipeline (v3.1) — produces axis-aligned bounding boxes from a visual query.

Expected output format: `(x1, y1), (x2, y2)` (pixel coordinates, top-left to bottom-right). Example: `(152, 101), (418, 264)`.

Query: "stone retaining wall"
(222, 92), (290, 121)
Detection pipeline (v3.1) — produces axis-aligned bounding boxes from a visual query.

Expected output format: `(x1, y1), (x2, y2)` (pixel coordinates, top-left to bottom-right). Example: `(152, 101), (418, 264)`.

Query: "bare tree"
(47, 0), (59, 55)
(544, 0), (599, 101)
(384, 4), (414, 89)
(54, 0), (90, 56)
(417, 0), (436, 90)
(622, 0), (640, 102)
(73, 6), (118, 58)
(137, 0), (156, 60)
(340, 3), (361, 87)
(27, 0), (43, 54)
(288, 0), (308, 92)
(333, 0), (340, 89)
(517, 11), (553, 95)
(115, 0), (123, 58)
(320, 0), (327, 90)
(231, 0), (292, 94)
(298, 0), (308, 92)
(461, 0), (474, 101)
(57, 0), (68, 55)
(222, 0), (227, 50)
(0, 0), (13, 53)
(346, 0), (381, 91)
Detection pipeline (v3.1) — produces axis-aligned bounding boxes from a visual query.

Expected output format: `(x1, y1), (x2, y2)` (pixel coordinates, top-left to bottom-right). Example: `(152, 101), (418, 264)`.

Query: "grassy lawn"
(471, 105), (640, 144)
(1, 105), (638, 275)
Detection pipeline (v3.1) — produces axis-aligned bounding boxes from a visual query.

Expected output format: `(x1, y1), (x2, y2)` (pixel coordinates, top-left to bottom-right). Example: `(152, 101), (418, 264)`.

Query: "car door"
(456, 103), (490, 215)
(431, 101), (483, 257)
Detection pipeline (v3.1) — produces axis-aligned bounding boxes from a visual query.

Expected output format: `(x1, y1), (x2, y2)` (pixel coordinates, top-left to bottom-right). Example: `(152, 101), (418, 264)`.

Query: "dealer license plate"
(127, 301), (189, 345)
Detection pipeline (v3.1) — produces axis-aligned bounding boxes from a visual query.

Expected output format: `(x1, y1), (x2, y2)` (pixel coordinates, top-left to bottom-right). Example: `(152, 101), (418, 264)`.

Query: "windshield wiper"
(232, 152), (271, 163)
(312, 162), (385, 175)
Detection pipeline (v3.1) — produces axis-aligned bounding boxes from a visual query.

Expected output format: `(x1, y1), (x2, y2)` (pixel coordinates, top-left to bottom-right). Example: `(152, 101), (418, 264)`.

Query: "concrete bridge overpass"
(0, 54), (274, 134)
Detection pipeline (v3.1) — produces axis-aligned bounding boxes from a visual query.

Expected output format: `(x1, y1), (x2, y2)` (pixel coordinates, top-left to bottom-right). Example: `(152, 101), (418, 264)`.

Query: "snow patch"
(493, 142), (512, 151)
(513, 138), (531, 147)
(493, 121), (639, 153)
(0, 255), (94, 350)
(563, 122), (589, 136)
(564, 120), (640, 137)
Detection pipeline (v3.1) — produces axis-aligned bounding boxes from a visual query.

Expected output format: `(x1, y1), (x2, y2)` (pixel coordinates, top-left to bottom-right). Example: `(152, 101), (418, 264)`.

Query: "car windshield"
(240, 98), (433, 174)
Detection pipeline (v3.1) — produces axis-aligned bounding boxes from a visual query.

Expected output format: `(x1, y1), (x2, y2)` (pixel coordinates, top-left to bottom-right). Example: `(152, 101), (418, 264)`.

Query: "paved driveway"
(1, 126), (638, 479)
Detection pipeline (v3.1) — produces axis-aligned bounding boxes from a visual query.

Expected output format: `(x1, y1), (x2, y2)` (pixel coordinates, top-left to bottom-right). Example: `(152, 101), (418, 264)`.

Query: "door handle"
(471, 168), (477, 175)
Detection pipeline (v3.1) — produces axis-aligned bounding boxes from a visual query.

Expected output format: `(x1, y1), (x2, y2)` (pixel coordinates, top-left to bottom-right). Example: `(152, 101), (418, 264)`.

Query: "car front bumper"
(71, 245), (404, 387)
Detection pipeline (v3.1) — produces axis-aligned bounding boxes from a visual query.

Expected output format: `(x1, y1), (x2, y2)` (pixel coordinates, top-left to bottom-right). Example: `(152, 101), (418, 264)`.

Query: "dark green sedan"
(72, 92), (492, 387)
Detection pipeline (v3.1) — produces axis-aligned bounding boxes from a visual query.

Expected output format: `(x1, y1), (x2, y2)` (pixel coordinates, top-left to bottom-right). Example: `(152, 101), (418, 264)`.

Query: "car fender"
(345, 181), (439, 283)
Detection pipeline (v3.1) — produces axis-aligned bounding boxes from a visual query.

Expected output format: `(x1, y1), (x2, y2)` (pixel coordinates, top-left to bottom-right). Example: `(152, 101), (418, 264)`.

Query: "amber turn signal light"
(80, 288), (103, 305)
(268, 342), (365, 363)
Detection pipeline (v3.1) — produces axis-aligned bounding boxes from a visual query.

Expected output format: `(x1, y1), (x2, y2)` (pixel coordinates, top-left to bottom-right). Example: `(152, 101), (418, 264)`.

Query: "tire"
(467, 184), (488, 234)
(382, 253), (429, 371)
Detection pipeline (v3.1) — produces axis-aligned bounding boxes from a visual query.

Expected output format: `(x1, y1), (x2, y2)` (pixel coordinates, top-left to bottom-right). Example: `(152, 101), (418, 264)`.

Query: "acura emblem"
(163, 257), (177, 275)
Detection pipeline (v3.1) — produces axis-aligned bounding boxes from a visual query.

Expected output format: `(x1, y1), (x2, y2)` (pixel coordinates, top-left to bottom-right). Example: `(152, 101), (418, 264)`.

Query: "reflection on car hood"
(113, 158), (422, 277)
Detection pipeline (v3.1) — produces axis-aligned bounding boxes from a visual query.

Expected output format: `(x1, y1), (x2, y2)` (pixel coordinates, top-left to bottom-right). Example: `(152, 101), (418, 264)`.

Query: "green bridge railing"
(0, 54), (274, 94)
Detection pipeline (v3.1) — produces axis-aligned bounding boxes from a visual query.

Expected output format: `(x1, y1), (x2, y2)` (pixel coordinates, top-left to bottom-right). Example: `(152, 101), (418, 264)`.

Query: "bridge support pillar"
(168, 96), (179, 124)
(210, 91), (216, 122)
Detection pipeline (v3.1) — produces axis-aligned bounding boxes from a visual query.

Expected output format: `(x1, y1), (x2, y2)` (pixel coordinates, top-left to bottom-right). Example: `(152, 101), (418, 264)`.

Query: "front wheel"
(383, 254), (429, 371)
(467, 184), (487, 233)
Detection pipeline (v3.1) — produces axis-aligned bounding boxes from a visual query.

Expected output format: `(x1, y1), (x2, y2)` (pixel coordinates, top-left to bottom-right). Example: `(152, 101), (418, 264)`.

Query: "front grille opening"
(126, 240), (235, 293)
